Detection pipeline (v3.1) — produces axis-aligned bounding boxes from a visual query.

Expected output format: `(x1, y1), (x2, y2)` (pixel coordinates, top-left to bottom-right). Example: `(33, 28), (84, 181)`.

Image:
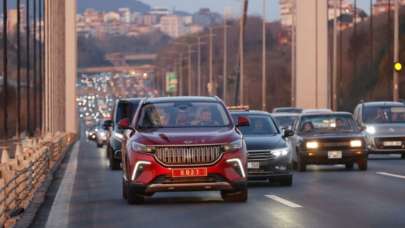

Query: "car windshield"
(137, 101), (230, 129)
(299, 115), (358, 134)
(274, 116), (298, 129)
(274, 108), (302, 113)
(233, 115), (278, 136)
(363, 106), (405, 124)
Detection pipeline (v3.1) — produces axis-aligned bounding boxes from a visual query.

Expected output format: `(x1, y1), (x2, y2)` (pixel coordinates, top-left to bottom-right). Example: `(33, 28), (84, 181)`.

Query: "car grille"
(317, 139), (354, 150)
(154, 145), (223, 167)
(374, 137), (405, 149)
(248, 150), (275, 161)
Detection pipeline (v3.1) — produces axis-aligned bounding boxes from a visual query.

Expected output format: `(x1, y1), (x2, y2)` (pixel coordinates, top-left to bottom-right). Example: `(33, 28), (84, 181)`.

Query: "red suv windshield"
(137, 101), (231, 129)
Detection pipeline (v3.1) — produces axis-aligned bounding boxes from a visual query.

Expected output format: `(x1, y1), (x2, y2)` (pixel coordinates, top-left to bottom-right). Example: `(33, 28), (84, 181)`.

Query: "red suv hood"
(135, 127), (239, 145)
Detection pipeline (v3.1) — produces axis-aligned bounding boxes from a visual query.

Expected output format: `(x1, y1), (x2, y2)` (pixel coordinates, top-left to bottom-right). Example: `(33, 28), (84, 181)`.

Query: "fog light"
(226, 158), (246, 178)
(131, 161), (151, 181)
(276, 166), (287, 171)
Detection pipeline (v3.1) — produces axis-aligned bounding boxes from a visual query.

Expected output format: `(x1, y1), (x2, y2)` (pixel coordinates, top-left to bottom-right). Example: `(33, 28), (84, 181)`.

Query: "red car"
(120, 97), (249, 204)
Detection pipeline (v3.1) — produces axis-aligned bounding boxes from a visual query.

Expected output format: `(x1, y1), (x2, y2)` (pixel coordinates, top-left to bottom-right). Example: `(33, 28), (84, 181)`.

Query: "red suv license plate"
(172, 168), (208, 177)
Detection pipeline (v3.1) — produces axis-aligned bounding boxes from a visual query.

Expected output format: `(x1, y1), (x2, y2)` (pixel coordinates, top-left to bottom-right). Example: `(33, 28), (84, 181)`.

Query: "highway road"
(31, 138), (405, 228)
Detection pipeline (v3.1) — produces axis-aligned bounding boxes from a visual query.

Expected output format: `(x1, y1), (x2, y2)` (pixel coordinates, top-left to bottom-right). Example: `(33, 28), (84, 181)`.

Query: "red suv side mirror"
(118, 118), (130, 129)
(237, 116), (250, 127)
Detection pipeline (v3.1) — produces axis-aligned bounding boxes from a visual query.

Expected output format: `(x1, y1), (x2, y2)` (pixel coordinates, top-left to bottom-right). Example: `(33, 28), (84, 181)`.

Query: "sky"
(142, 0), (372, 21)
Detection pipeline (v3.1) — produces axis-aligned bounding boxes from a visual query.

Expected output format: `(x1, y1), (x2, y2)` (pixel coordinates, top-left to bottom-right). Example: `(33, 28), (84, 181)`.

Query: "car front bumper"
(126, 150), (247, 194)
(301, 149), (366, 164)
(247, 157), (291, 180)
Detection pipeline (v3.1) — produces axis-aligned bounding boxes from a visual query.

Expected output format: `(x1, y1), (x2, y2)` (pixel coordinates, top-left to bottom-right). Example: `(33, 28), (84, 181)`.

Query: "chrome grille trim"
(154, 144), (224, 167)
(247, 150), (275, 161)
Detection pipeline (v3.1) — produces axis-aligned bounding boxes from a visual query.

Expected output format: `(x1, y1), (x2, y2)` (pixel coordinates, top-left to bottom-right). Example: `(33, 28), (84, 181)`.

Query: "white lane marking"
(45, 142), (80, 228)
(376, 172), (405, 180)
(265, 195), (303, 208)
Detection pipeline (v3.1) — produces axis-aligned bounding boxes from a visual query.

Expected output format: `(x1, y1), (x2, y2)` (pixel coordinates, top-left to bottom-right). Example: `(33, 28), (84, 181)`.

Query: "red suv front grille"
(154, 145), (223, 167)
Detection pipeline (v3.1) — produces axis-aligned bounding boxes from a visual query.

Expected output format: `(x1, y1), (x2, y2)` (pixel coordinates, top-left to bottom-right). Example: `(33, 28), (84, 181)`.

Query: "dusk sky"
(143, 0), (371, 21)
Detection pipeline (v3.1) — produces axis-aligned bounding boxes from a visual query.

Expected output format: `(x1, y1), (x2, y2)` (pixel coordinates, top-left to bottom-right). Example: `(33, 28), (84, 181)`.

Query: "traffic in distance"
(86, 97), (405, 204)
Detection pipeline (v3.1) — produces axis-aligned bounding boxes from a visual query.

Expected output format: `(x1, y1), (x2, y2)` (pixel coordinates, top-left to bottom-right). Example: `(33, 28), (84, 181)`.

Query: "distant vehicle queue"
(86, 97), (405, 204)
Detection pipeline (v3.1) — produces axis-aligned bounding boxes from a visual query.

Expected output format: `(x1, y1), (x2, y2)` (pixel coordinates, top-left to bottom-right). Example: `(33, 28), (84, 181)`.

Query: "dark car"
(104, 98), (143, 170)
(230, 110), (293, 186)
(353, 101), (405, 159)
(272, 113), (300, 130)
(289, 112), (367, 171)
(273, 107), (303, 114)
(120, 96), (248, 204)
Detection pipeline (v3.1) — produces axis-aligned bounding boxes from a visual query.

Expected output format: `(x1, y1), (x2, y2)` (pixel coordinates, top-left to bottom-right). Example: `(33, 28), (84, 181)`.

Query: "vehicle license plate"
(248, 162), (260, 169)
(383, 141), (402, 147)
(172, 168), (208, 177)
(328, 151), (342, 159)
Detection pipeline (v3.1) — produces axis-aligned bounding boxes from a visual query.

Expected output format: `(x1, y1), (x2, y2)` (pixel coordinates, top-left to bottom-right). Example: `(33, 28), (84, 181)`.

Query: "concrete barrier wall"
(0, 133), (76, 228)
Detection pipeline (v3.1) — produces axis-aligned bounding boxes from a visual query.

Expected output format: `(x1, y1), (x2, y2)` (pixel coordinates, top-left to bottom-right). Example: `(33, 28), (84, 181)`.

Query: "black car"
(230, 110), (293, 186)
(272, 107), (303, 114)
(289, 112), (367, 172)
(104, 98), (142, 170)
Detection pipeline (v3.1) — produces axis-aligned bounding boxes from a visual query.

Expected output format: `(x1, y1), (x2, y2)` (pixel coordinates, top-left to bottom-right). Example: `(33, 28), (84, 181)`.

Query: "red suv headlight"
(130, 141), (155, 153)
(223, 139), (244, 152)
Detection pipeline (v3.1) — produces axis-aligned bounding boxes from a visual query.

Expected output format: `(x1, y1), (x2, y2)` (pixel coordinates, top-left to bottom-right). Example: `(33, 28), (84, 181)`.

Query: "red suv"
(120, 97), (249, 204)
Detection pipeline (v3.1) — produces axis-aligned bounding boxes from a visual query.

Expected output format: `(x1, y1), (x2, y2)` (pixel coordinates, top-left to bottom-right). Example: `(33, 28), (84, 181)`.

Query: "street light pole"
(17, 0), (22, 139)
(239, 0), (248, 105)
(179, 53), (184, 96)
(198, 36), (202, 96)
(209, 27), (214, 96)
(26, 0), (31, 134)
(223, 14), (228, 103)
(332, 0), (338, 111)
(262, 0), (267, 111)
(291, 0), (296, 107)
(188, 45), (192, 96)
(393, 0), (399, 101)
(2, 0), (8, 137)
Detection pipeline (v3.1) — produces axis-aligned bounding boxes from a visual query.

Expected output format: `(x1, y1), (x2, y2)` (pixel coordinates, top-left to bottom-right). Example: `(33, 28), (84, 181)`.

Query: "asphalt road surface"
(31, 138), (405, 228)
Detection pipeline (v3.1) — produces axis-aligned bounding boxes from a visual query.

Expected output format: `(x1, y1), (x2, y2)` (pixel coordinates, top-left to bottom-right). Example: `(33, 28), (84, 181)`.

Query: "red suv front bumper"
(124, 150), (247, 194)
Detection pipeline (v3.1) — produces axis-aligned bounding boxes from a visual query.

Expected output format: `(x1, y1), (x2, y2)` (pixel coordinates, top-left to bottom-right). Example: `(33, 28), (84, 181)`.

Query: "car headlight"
(223, 139), (244, 152)
(350, 140), (362, 148)
(271, 147), (289, 157)
(366, 126), (376, 135)
(306, 141), (319, 149)
(129, 141), (155, 153)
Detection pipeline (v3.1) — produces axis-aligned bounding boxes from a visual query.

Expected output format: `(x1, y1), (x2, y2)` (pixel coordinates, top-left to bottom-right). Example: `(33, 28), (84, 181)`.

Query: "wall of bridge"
(44, 0), (77, 134)
(295, 0), (329, 109)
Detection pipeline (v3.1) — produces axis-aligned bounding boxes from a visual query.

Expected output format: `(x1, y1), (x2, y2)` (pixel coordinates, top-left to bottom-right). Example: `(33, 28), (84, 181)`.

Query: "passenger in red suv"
(120, 97), (249, 204)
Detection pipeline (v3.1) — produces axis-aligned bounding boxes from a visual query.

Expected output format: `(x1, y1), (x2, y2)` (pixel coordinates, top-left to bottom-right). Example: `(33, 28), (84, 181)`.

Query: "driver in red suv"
(120, 97), (249, 204)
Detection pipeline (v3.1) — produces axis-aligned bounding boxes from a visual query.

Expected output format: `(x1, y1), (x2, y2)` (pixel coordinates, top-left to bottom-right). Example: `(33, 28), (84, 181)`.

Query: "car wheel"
(358, 159), (368, 171)
(221, 189), (248, 202)
(401, 153), (405, 159)
(345, 163), (354, 170)
(106, 145), (112, 158)
(127, 186), (145, 205)
(110, 156), (121, 170)
(278, 175), (293, 186)
(122, 178), (128, 200)
(297, 155), (306, 172)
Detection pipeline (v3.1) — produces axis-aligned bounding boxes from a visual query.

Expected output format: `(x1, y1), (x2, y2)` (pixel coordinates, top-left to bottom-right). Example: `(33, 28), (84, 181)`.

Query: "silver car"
(354, 101), (405, 159)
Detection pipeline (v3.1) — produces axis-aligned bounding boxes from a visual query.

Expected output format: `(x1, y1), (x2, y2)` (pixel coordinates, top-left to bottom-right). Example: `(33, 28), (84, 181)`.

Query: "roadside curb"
(13, 141), (77, 228)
